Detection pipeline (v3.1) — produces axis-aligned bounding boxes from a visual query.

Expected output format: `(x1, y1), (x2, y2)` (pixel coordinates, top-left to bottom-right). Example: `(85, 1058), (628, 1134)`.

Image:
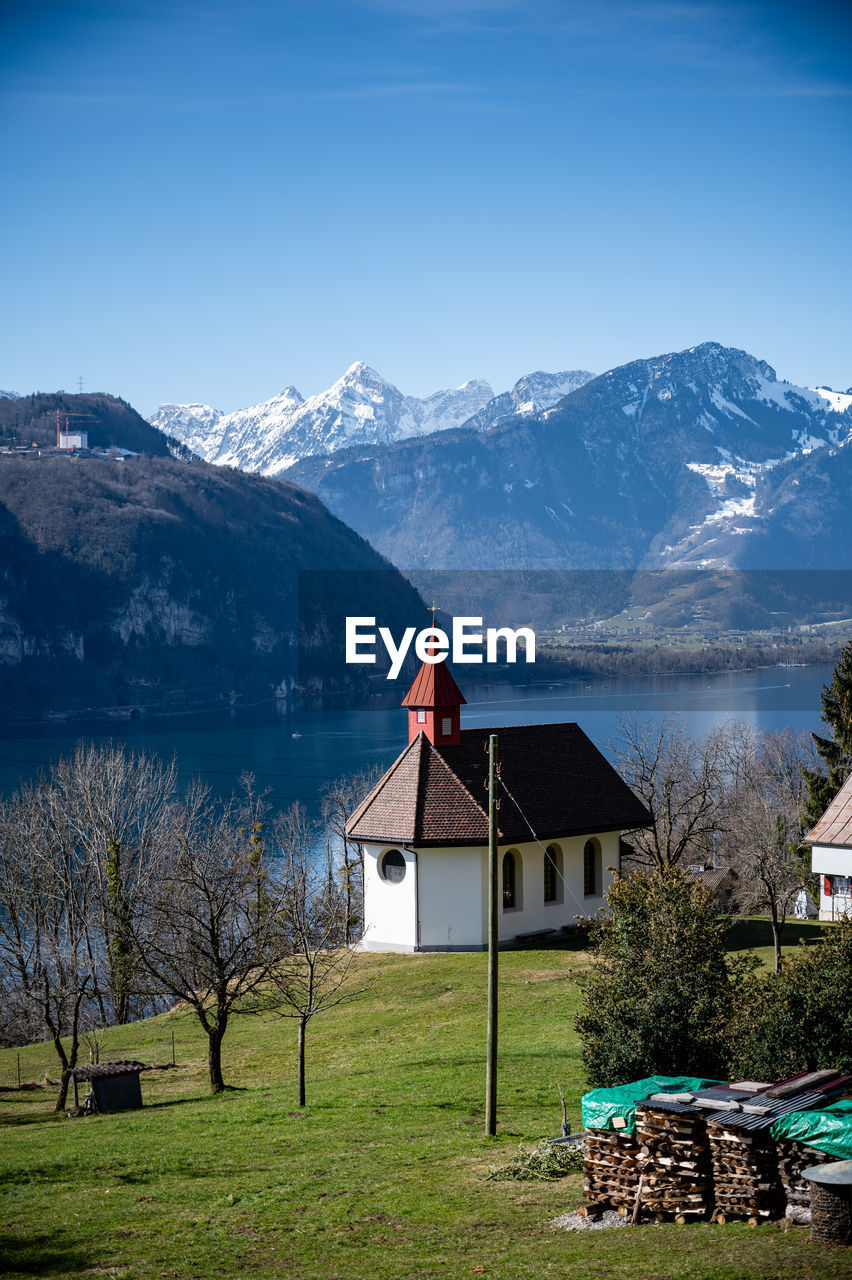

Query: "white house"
(806, 772), (852, 921)
(346, 656), (651, 952)
(58, 430), (88, 450)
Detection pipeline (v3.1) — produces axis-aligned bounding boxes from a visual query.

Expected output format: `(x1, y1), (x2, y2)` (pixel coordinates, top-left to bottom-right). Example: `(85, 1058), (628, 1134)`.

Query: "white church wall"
(496, 830), (619, 940)
(417, 846), (487, 951)
(359, 829), (623, 952)
(359, 842), (418, 952)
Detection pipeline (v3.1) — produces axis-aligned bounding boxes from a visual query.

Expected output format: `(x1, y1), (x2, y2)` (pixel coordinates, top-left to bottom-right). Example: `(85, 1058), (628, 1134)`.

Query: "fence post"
(17, 1051), (21, 1088)
(171, 1029), (175, 1067)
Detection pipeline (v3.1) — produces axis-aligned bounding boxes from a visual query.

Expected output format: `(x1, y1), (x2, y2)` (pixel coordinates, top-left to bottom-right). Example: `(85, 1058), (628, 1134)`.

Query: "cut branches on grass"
(487, 1139), (584, 1181)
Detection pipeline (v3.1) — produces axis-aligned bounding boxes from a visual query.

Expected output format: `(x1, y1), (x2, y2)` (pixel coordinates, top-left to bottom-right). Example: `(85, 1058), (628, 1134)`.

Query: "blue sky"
(2, 0), (850, 415)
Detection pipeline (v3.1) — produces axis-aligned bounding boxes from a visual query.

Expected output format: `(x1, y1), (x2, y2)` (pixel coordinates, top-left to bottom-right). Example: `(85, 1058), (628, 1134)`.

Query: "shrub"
(728, 918), (852, 1079)
(574, 867), (749, 1087)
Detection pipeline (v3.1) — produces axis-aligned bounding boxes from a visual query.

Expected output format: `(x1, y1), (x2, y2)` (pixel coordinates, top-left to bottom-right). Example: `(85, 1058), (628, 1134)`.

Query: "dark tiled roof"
(346, 722), (651, 846)
(687, 864), (738, 892)
(71, 1060), (150, 1080)
(806, 772), (852, 848)
(401, 661), (466, 708)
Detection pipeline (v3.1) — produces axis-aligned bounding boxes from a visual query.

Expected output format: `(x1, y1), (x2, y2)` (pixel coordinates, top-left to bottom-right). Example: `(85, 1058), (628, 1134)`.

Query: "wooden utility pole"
(485, 733), (498, 1135)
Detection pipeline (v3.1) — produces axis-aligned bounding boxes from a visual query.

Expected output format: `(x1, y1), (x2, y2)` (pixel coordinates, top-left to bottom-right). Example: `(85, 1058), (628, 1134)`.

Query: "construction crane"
(55, 408), (96, 451)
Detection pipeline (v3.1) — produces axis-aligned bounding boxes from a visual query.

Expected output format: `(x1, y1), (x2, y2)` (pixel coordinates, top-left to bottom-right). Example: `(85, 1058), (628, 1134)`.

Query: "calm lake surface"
(0, 663), (834, 814)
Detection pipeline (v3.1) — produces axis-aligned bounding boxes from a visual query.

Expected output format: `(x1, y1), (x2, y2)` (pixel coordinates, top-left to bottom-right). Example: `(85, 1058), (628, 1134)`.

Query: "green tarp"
(581, 1076), (721, 1135)
(770, 1100), (852, 1160)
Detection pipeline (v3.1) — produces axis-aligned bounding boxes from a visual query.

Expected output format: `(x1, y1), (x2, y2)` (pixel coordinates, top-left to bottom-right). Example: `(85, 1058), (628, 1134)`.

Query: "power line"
(497, 774), (590, 918)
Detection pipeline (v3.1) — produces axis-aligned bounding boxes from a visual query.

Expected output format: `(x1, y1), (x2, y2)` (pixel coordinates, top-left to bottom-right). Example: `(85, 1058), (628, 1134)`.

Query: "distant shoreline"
(0, 637), (840, 730)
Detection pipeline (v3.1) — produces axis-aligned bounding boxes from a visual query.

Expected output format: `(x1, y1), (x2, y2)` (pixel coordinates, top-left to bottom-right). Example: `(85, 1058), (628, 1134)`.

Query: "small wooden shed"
(71, 1060), (150, 1113)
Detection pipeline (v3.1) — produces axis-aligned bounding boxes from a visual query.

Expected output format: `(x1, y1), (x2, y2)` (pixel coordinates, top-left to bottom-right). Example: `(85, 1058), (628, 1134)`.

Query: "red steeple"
(401, 659), (466, 745)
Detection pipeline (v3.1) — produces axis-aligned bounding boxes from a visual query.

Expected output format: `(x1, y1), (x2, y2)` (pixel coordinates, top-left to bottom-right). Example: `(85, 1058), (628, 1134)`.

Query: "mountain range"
(150, 364), (595, 474)
(284, 343), (852, 572)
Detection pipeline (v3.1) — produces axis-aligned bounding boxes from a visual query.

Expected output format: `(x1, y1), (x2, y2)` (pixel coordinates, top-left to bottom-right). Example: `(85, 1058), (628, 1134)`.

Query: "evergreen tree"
(804, 640), (852, 827)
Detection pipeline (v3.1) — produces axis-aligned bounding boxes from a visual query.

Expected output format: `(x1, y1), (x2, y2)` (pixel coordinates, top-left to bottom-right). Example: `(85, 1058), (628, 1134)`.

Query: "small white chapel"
(347, 655), (651, 952)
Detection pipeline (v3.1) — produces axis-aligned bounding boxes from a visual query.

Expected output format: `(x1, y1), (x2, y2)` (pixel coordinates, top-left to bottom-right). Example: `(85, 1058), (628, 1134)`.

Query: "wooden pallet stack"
(776, 1141), (836, 1210)
(583, 1127), (641, 1210)
(633, 1103), (714, 1220)
(707, 1124), (785, 1222)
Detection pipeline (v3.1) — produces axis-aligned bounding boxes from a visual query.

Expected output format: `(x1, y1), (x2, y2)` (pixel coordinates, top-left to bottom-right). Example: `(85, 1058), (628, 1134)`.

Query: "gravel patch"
(550, 1209), (630, 1231)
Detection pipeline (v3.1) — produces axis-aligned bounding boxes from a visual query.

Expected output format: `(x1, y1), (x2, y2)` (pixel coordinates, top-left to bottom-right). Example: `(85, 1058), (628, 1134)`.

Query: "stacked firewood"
(633, 1104), (714, 1219)
(776, 1141), (836, 1209)
(583, 1127), (641, 1209)
(707, 1124), (785, 1221)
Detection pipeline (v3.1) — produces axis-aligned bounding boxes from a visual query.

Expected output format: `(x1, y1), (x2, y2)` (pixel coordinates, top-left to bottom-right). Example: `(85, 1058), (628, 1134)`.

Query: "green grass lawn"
(1, 934), (848, 1280)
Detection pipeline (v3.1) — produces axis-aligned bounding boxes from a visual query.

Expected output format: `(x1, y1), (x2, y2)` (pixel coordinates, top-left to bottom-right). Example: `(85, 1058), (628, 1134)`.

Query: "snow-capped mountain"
(151, 365), (495, 474)
(149, 402), (225, 457)
(148, 364), (601, 473)
(0, 390), (20, 400)
(463, 369), (595, 431)
(287, 343), (852, 572)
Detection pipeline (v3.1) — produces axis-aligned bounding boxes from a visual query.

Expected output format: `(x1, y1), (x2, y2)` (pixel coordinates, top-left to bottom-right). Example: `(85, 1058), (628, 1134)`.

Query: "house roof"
(401, 660), (466, 708)
(346, 722), (651, 847)
(686, 864), (739, 892)
(806, 772), (852, 849)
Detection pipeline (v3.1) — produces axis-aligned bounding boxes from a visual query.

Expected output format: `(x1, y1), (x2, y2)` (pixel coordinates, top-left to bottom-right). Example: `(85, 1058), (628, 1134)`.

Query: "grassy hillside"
(0, 929), (844, 1280)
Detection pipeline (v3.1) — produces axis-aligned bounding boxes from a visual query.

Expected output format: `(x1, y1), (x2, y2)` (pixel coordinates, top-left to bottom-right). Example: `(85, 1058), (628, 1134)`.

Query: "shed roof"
(806, 772), (852, 849)
(346, 722), (651, 847)
(71, 1060), (151, 1081)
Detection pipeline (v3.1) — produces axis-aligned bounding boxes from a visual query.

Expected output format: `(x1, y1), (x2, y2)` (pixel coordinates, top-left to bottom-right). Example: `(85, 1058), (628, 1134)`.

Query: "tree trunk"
(56, 1064), (72, 1111)
(770, 901), (782, 974)
(208, 1025), (225, 1094)
(298, 1016), (307, 1107)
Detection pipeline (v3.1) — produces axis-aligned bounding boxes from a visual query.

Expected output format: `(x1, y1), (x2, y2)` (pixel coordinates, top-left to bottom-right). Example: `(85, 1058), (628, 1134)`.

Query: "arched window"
(502, 850), (522, 910)
(583, 838), (601, 897)
(380, 849), (406, 884)
(544, 844), (563, 904)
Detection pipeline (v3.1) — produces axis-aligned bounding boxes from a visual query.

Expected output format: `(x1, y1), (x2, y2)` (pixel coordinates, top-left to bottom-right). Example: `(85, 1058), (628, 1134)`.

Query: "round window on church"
(380, 849), (406, 884)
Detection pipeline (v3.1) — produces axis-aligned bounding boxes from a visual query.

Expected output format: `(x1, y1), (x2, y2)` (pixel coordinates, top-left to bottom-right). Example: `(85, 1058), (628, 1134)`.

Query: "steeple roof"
(401, 660), (467, 709)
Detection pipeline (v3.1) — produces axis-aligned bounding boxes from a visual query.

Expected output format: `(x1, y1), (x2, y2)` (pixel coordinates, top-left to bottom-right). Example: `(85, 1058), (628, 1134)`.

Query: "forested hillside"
(0, 391), (175, 456)
(0, 452), (422, 719)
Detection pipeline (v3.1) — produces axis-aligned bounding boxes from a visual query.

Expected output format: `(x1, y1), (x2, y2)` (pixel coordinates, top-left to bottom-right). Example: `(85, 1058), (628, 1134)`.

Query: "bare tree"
(614, 714), (733, 869)
(134, 783), (288, 1094)
(52, 742), (177, 1025)
(320, 766), (381, 945)
(721, 729), (814, 973)
(261, 803), (373, 1106)
(0, 785), (95, 1109)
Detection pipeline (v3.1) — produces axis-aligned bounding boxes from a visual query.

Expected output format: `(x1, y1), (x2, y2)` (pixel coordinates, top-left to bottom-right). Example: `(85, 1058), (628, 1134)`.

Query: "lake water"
(0, 663), (833, 815)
